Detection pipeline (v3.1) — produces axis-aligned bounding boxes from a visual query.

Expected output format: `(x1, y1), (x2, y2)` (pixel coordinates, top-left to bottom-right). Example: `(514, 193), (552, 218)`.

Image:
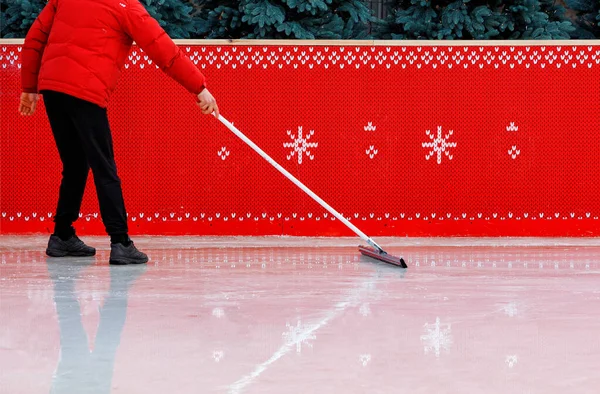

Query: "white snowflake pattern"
(364, 122), (376, 132)
(359, 354), (371, 366)
(218, 147), (230, 160)
(283, 126), (318, 164)
(505, 355), (518, 368)
(359, 303), (371, 317)
(503, 302), (518, 317)
(282, 320), (316, 354)
(506, 122), (519, 132)
(212, 307), (225, 318)
(213, 350), (224, 362)
(506, 122), (521, 159)
(365, 146), (378, 159)
(420, 317), (453, 357)
(422, 126), (457, 164)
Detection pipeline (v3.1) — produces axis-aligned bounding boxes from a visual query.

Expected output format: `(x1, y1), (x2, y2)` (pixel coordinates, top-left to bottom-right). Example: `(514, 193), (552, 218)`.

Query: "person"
(19, 0), (218, 265)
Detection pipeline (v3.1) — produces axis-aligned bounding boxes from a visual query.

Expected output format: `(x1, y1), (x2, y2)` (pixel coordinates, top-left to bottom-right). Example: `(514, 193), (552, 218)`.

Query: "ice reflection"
(47, 259), (146, 394)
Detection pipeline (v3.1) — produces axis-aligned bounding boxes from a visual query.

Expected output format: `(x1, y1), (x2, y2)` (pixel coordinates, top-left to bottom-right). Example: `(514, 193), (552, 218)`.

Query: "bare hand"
(197, 89), (219, 118)
(19, 93), (39, 116)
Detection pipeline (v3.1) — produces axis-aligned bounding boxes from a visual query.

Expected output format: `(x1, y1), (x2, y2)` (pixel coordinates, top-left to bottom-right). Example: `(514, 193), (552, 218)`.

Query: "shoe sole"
(46, 249), (96, 257)
(109, 257), (149, 265)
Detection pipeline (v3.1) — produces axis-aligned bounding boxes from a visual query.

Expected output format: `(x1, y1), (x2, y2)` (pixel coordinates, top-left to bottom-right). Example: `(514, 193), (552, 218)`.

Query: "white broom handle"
(215, 114), (381, 250)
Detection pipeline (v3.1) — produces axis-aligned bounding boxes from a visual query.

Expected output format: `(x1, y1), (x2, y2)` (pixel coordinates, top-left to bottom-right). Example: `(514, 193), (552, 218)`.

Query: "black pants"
(42, 90), (128, 236)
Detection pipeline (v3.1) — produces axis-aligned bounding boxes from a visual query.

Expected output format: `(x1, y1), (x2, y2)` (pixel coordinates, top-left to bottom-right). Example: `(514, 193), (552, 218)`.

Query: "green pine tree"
(377, 0), (577, 40)
(197, 0), (374, 39)
(141, 0), (200, 38)
(513, 0), (575, 39)
(1, 0), (45, 38)
(195, 0), (245, 38)
(564, 0), (600, 38)
(0, 0), (202, 39)
(2, 0), (597, 39)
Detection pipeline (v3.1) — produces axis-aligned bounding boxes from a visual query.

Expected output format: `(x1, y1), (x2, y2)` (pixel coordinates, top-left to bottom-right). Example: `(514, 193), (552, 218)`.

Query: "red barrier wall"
(1, 42), (600, 236)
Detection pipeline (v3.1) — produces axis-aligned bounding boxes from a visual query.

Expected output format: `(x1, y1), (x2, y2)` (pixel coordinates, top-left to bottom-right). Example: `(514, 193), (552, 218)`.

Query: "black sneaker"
(46, 235), (96, 257)
(109, 242), (148, 265)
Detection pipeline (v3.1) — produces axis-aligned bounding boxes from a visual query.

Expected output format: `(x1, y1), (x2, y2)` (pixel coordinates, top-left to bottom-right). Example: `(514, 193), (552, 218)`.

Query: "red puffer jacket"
(22, 0), (206, 108)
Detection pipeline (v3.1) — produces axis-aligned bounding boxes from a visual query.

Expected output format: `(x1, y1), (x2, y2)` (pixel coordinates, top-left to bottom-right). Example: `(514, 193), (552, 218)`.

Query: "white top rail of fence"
(1, 39), (599, 46)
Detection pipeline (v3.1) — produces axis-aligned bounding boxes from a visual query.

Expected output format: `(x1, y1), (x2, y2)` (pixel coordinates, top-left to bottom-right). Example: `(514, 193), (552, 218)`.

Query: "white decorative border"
(1, 211), (599, 222)
(2, 45), (599, 70)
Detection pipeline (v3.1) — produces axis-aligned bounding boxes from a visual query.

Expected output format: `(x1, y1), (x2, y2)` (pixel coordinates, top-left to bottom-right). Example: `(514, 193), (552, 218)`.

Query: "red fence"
(1, 42), (600, 236)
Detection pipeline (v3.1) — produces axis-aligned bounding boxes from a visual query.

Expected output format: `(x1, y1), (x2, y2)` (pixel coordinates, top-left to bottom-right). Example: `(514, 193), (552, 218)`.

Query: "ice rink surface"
(2, 236), (600, 393)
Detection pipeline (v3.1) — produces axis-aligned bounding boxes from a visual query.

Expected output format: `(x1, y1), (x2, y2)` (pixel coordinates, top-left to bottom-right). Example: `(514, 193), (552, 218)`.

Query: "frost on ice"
(420, 317), (453, 357)
(282, 320), (317, 354)
(422, 126), (457, 164)
(283, 126), (318, 164)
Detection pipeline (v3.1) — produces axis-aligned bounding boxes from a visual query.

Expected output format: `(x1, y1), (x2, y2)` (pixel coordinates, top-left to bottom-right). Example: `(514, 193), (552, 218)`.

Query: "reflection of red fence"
(2, 42), (600, 236)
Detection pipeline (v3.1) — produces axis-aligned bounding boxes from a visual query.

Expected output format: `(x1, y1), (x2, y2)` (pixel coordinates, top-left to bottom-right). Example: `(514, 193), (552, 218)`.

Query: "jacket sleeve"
(122, 0), (206, 95)
(21, 0), (57, 93)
